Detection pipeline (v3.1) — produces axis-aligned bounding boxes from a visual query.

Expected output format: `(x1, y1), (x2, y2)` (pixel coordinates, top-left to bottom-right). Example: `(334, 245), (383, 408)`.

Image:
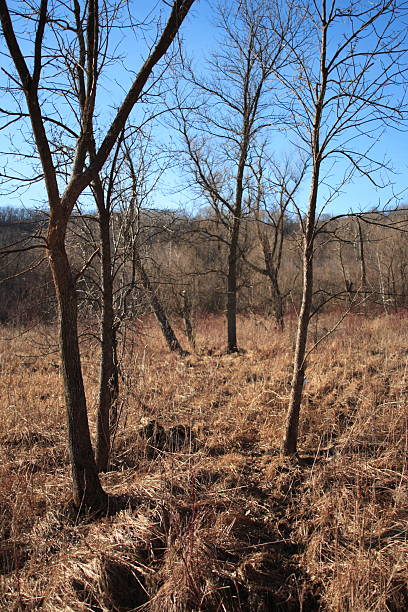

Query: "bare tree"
(123, 141), (187, 356)
(246, 153), (305, 329)
(74, 126), (186, 472)
(0, 0), (195, 510)
(175, 0), (289, 352)
(270, 0), (408, 456)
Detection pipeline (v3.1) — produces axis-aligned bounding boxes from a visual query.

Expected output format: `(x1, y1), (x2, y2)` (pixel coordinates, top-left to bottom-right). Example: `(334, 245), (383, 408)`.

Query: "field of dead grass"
(0, 313), (407, 611)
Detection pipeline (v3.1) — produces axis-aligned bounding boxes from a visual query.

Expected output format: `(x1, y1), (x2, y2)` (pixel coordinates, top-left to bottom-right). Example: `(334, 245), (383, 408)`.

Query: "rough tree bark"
(226, 206), (242, 353)
(48, 210), (107, 508)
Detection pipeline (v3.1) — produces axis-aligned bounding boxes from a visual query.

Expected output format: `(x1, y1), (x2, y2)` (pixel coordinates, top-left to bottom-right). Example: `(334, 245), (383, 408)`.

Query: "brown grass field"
(0, 313), (407, 611)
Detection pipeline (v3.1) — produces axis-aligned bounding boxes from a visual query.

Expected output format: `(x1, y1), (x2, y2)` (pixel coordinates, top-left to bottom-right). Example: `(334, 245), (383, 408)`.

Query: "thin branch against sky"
(0, 0), (406, 215)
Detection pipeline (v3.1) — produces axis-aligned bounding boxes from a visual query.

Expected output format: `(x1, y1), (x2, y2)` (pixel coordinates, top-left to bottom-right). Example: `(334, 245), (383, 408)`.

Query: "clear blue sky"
(178, 0), (408, 216)
(0, 0), (406, 216)
(154, 0), (408, 216)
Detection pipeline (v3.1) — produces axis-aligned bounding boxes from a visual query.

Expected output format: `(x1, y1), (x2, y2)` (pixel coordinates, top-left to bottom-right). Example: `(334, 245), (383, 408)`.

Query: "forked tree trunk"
(48, 220), (107, 510)
(253, 212), (285, 330)
(0, 0), (196, 510)
(135, 255), (187, 355)
(263, 247), (284, 331)
(95, 210), (119, 472)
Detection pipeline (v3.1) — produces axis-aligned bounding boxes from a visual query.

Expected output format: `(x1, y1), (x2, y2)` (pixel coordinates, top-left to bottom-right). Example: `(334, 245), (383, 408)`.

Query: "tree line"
(2, 205), (408, 325)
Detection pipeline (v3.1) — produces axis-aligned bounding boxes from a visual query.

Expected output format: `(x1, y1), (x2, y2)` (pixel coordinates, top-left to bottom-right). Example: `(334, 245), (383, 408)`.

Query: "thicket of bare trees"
(1, 0), (407, 508)
(3, 206), (408, 319)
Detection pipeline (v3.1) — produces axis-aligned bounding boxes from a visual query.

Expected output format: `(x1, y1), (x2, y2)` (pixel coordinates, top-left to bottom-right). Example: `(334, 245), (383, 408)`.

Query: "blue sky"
(182, 1), (408, 216)
(0, 0), (406, 216)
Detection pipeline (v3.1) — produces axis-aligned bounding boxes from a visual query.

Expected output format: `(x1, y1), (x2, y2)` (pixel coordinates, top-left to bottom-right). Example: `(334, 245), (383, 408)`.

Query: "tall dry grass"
(0, 313), (407, 610)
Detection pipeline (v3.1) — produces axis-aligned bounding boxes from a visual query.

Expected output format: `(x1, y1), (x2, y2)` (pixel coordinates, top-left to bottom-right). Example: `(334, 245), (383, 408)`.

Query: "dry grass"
(0, 313), (407, 610)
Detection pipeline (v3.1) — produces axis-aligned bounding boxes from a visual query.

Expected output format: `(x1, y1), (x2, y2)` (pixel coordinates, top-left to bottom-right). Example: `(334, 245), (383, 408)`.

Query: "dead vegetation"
(0, 313), (407, 610)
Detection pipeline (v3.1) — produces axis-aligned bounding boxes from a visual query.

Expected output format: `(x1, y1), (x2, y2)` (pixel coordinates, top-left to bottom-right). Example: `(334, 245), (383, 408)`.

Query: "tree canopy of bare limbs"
(265, 0), (408, 456)
(0, 0), (196, 511)
(173, 0), (300, 352)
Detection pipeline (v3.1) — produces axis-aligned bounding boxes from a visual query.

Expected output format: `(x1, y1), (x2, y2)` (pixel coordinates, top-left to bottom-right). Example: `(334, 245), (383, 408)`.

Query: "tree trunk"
(135, 254), (187, 355)
(225, 116), (250, 353)
(282, 166), (320, 456)
(95, 210), (119, 472)
(270, 274), (284, 331)
(256, 216), (285, 330)
(48, 218), (107, 510)
(265, 252), (284, 331)
(376, 250), (389, 315)
(356, 218), (367, 293)
(281, 7), (328, 453)
(181, 289), (196, 349)
(0, 0), (196, 511)
(282, 244), (313, 455)
(227, 205), (241, 353)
